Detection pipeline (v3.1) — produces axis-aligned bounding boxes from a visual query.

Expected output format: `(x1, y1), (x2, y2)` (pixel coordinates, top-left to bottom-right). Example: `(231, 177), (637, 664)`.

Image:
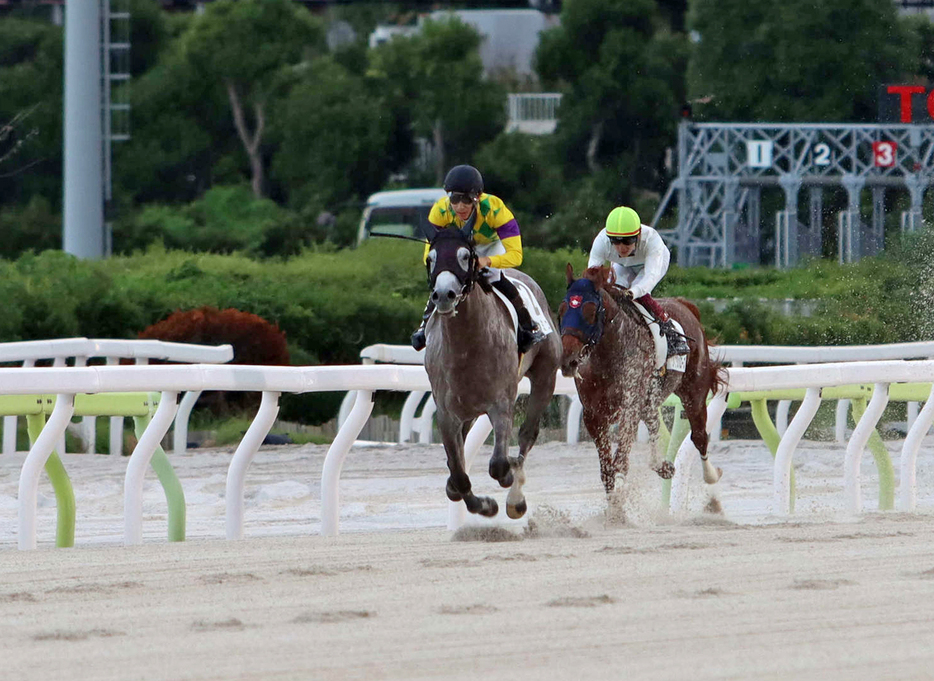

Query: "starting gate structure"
(653, 122), (934, 268)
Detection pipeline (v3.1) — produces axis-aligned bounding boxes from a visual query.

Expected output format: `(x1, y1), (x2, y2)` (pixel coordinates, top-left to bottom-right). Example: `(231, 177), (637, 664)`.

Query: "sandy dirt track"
(4, 439), (934, 680)
(4, 515), (934, 680)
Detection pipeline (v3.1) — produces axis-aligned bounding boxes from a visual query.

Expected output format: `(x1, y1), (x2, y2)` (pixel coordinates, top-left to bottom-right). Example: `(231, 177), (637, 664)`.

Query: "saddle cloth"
(491, 275), (554, 339)
(632, 300), (687, 373)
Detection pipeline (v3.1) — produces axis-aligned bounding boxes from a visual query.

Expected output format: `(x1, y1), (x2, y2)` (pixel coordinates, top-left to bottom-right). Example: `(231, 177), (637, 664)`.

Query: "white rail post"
(226, 391), (280, 540)
(835, 399), (850, 443)
(844, 383), (889, 514)
(773, 387), (822, 515)
(124, 391), (179, 545)
(399, 390), (426, 444)
(447, 415), (494, 530)
(566, 395), (583, 444)
(18, 393), (75, 550)
(321, 390), (374, 536)
(173, 390), (202, 454)
(898, 384), (934, 511)
(417, 396), (436, 444)
(776, 399), (792, 436)
(106, 356), (124, 455)
(52, 357), (67, 456)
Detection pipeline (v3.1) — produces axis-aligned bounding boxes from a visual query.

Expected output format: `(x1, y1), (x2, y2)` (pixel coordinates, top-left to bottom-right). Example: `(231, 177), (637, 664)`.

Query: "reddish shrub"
(139, 307), (290, 414)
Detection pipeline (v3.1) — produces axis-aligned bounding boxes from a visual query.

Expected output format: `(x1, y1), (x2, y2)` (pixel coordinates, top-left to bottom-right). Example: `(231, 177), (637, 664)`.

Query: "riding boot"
(659, 318), (690, 356)
(410, 299), (435, 351)
(492, 278), (546, 354)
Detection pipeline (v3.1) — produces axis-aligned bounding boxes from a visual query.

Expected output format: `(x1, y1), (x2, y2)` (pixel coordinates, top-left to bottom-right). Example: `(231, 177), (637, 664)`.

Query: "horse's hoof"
(506, 499), (527, 519)
(489, 458), (510, 484)
(702, 461), (723, 484)
(497, 471), (514, 489)
(464, 495), (499, 517)
(478, 497), (499, 517)
(445, 479), (463, 502)
(655, 461), (675, 480)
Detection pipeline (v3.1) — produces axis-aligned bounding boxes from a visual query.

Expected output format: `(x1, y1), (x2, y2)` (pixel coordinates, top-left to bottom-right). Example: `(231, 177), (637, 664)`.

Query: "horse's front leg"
(487, 405), (514, 489)
(583, 409), (615, 495)
(505, 370), (558, 520)
(438, 411), (498, 517)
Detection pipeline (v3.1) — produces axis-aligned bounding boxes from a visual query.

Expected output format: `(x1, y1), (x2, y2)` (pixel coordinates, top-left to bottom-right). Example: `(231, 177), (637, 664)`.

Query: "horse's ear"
(582, 301), (597, 325)
(565, 262), (574, 285)
(423, 222), (438, 243)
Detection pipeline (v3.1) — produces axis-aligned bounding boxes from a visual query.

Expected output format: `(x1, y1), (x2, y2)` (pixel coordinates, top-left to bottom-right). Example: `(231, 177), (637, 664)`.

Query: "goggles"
(609, 235), (638, 246)
(449, 192), (476, 206)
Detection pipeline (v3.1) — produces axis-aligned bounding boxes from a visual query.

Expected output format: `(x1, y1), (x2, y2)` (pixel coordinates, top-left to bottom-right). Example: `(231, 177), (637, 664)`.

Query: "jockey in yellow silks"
(411, 164), (545, 353)
(587, 205), (690, 356)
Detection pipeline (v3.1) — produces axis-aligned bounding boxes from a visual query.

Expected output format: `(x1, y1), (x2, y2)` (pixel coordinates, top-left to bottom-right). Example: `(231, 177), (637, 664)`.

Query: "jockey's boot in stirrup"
(411, 299), (435, 351)
(659, 318), (690, 356)
(492, 278), (546, 354)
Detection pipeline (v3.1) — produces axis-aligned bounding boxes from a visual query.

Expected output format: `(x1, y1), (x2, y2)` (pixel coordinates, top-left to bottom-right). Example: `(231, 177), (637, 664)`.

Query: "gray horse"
(422, 222), (561, 519)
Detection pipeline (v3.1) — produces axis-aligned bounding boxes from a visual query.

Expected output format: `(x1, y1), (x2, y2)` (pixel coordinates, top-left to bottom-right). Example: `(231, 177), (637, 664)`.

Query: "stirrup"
(517, 326), (546, 355)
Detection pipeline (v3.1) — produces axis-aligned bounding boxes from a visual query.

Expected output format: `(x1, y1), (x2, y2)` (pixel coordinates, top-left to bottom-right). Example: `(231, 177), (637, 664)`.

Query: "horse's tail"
(675, 297), (729, 395)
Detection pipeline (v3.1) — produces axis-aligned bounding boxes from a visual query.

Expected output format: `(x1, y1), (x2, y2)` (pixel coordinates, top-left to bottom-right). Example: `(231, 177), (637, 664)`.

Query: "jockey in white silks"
(587, 205), (690, 356)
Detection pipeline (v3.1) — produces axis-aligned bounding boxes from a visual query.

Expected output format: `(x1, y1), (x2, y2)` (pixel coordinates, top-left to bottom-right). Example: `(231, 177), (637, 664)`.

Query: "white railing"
(506, 93), (562, 134)
(5, 359), (934, 549)
(349, 342), (934, 445)
(0, 338), (233, 456)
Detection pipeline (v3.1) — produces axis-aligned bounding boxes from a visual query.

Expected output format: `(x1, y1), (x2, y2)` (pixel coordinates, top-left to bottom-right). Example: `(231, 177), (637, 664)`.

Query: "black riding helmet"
(443, 165), (483, 196)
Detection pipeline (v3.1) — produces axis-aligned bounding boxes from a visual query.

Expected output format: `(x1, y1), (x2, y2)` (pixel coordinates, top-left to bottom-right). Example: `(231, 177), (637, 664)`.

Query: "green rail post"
(849, 397), (895, 510)
(134, 406), (186, 542)
(25, 410), (75, 548)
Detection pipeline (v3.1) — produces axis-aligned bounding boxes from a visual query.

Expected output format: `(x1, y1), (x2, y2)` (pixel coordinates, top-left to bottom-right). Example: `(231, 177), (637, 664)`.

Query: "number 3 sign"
(873, 141), (897, 168)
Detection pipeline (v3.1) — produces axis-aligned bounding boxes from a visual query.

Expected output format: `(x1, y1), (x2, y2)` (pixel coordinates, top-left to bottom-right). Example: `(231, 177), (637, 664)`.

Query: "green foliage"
(368, 16), (506, 181)
(536, 0), (685, 189)
(687, 0), (916, 122)
(114, 185), (312, 256)
(270, 56), (391, 208)
(0, 16), (63, 207)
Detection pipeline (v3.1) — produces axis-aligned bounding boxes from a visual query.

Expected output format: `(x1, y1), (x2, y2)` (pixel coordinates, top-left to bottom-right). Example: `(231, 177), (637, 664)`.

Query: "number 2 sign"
(873, 141), (897, 168)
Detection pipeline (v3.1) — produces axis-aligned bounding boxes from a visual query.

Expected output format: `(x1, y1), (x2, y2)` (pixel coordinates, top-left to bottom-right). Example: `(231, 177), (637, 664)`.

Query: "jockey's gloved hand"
(622, 288), (634, 300)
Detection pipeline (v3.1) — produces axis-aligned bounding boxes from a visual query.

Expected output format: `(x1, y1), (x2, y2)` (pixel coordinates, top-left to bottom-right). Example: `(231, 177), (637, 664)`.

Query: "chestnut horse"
(422, 221), (561, 519)
(558, 265), (726, 498)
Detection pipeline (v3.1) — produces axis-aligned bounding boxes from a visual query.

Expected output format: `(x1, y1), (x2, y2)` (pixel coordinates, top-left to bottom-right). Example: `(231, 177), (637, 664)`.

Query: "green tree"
(368, 17), (506, 184)
(270, 56), (391, 210)
(535, 0), (686, 190)
(687, 0), (916, 122)
(0, 17), (63, 209)
(180, 0), (326, 197)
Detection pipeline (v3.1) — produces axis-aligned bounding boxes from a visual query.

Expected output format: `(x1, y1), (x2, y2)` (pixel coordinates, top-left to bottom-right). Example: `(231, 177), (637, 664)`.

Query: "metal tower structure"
(653, 122), (934, 268)
(102, 0), (131, 256)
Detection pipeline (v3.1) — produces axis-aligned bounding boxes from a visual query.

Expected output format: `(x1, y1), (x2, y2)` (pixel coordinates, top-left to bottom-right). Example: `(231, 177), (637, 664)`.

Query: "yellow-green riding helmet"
(605, 206), (641, 242)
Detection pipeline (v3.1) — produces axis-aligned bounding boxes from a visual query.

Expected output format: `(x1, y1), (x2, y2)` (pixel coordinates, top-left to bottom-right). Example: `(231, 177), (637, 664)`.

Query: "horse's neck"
(595, 292), (650, 356)
(435, 289), (504, 347)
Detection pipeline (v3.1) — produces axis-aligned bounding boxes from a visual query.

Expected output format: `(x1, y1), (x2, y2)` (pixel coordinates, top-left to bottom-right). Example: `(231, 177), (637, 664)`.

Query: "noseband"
(559, 278), (606, 355)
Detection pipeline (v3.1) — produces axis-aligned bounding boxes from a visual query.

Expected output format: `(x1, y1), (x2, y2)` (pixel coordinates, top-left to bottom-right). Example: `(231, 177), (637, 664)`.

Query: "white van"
(355, 188), (446, 245)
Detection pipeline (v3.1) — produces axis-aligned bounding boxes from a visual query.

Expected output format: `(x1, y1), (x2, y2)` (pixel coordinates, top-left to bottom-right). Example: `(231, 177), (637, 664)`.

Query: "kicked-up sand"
(3, 438), (934, 679)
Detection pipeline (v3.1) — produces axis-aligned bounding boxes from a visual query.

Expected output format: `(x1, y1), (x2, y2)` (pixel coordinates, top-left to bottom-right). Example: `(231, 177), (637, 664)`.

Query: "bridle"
(559, 278), (606, 358)
(424, 213), (485, 308)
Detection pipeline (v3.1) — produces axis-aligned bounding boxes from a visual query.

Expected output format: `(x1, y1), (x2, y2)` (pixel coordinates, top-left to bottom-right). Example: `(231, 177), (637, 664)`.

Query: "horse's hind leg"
(644, 408), (674, 479)
(439, 412), (498, 517)
(681, 394), (722, 484)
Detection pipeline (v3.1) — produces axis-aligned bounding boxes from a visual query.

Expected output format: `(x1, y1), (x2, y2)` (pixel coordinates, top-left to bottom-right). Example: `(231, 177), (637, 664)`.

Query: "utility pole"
(63, 0), (104, 259)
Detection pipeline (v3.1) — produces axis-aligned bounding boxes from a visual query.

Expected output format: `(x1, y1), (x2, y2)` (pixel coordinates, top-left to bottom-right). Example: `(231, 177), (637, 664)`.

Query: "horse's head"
(557, 264), (612, 377)
(423, 214), (479, 315)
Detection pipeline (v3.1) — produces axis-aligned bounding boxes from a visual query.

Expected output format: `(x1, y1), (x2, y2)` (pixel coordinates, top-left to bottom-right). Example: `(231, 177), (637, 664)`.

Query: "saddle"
(607, 286), (686, 374)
